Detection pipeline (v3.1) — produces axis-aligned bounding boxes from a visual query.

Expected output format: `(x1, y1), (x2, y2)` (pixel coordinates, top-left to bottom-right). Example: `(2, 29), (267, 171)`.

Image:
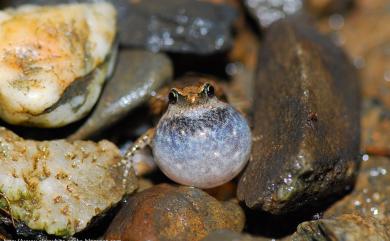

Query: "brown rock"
(237, 17), (361, 214)
(292, 214), (390, 240)
(105, 184), (245, 241)
(325, 156), (390, 220)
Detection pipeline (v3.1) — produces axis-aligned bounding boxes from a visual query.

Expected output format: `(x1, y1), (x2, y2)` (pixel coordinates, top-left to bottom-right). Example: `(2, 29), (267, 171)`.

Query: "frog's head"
(168, 82), (216, 107)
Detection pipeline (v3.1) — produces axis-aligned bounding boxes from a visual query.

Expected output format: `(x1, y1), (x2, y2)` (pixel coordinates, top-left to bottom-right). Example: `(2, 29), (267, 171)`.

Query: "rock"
(237, 17), (361, 214)
(362, 100), (390, 156)
(2, 0), (236, 54)
(202, 230), (268, 241)
(244, 0), (303, 28)
(304, 0), (354, 16)
(105, 184), (245, 241)
(0, 127), (137, 237)
(68, 50), (172, 140)
(120, 0), (237, 54)
(292, 214), (390, 241)
(324, 156), (390, 220)
(0, 3), (117, 127)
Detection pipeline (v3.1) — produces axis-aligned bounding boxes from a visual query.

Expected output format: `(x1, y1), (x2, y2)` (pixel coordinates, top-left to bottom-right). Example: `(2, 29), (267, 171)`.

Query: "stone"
(243, 0), (303, 28)
(2, 0), (237, 54)
(291, 214), (390, 241)
(0, 3), (117, 127)
(324, 156), (390, 220)
(237, 17), (361, 214)
(68, 50), (172, 140)
(120, 0), (237, 54)
(0, 127), (137, 237)
(104, 184), (245, 241)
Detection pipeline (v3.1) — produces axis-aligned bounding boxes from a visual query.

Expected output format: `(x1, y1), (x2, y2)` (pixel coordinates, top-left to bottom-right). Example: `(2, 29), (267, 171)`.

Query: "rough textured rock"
(105, 184), (245, 241)
(237, 18), (361, 214)
(68, 50), (172, 140)
(0, 3), (117, 127)
(292, 214), (390, 241)
(0, 127), (137, 237)
(244, 0), (303, 28)
(325, 156), (390, 220)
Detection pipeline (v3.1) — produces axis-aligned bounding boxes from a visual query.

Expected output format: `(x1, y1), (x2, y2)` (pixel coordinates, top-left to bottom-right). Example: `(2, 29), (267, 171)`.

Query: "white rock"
(0, 2), (117, 127)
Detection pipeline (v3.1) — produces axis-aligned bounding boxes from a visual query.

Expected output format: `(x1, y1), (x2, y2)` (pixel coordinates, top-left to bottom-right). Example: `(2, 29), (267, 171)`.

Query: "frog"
(122, 76), (252, 189)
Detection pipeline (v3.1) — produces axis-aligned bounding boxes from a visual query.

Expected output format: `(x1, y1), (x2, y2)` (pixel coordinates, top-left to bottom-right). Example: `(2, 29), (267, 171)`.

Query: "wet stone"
(104, 184), (245, 241)
(237, 17), (361, 214)
(324, 156), (390, 220)
(0, 127), (137, 237)
(68, 50), (172, 140)
(120, 0), (237, 54)
(291, 214), (390, 241)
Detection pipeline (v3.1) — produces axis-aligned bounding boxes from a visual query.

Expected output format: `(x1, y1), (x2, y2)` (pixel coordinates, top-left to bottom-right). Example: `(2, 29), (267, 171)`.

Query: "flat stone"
(291, 214), (390, 241)
(324, 156), (390, 220)
(237, 17), (361, 214)
(68, 50), (172, 140)
(104, 184), (245, 241)
(0, 127), (137, 237)
(2, 0), (236, 54)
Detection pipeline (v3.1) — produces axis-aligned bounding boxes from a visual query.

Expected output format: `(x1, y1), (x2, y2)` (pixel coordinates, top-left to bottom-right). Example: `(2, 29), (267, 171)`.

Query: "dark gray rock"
(237, 17), (361, 214)
(2, 0), (237, 54)
(68, 50), (172, 140)
(120, 0), (237, 54)
(292, 214), (390, 241)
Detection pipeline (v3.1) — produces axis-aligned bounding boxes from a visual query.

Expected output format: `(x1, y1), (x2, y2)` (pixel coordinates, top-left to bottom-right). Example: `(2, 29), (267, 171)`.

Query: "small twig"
(365, 146), (390, 158)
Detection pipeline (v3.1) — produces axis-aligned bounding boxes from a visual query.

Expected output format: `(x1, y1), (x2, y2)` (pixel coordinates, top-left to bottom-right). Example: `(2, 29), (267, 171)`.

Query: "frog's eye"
(168, 89), (179, 104)
(203, 83), (215, 98)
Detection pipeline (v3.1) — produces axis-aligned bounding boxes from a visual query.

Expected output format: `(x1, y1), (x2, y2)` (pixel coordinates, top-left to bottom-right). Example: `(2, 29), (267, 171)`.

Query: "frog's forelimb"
(121, 128), (155, 186)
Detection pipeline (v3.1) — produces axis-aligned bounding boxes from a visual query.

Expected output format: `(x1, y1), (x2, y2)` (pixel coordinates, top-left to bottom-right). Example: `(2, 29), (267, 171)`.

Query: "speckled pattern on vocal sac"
(154, 102), (251, 188)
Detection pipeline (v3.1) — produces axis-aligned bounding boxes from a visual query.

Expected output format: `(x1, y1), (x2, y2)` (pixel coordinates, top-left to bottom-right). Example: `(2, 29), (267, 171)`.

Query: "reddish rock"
(105, 184), (245, 241)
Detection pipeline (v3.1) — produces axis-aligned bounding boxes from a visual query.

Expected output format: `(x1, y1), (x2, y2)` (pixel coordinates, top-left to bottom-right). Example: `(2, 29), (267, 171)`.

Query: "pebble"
(292, 214), (390, 240)
(104, 184), (245, 241)
(0, 127), (137, 237)
(0, 3), (117, 127)
(68, 50), (173, 140)
(237, 17), (361, 214)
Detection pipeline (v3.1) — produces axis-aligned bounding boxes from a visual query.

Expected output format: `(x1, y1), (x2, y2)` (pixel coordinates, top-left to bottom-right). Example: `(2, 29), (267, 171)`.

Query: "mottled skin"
(124, 77), (252, 189)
